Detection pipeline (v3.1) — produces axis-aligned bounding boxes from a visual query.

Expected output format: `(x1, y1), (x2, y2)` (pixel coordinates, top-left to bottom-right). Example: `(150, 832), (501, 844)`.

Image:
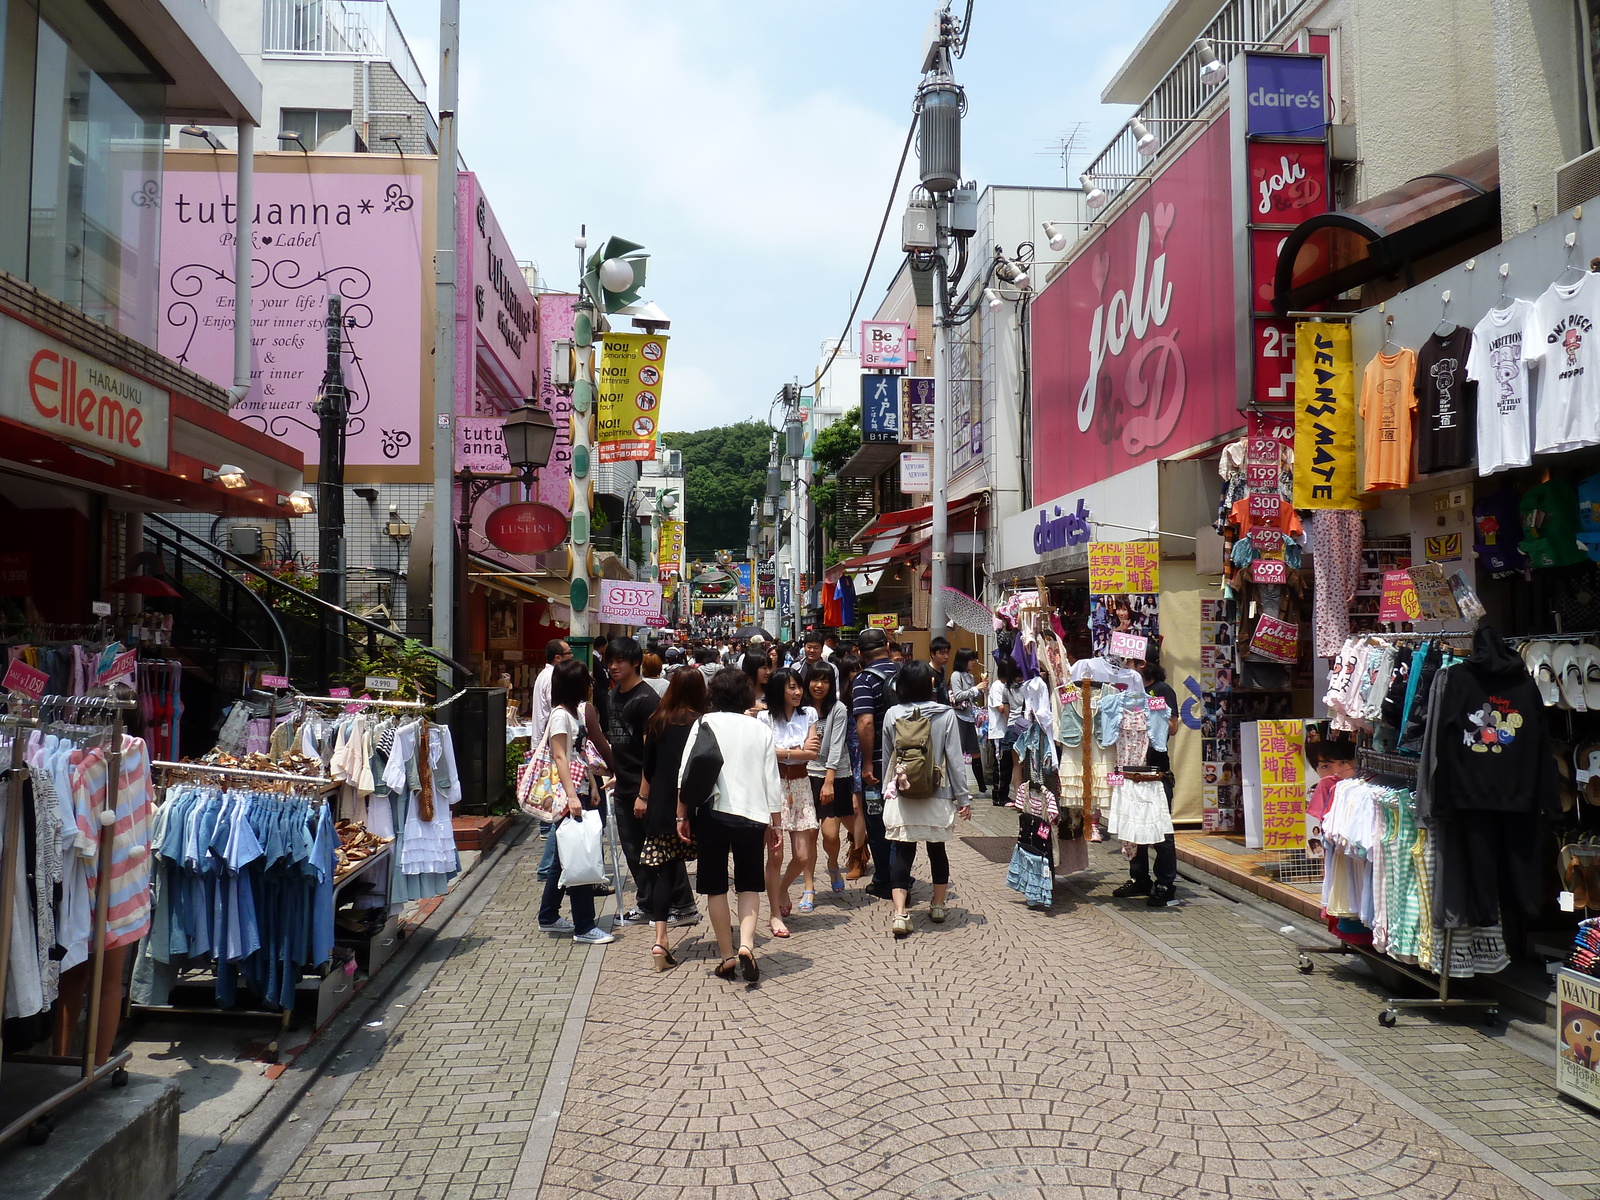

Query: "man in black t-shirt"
(604, 637), (693, 926)
(1114, 660), (1182, 908)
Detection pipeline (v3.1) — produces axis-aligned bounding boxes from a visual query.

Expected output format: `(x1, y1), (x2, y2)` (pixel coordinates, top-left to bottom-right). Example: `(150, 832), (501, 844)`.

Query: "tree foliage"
(662, 421), (772, 557)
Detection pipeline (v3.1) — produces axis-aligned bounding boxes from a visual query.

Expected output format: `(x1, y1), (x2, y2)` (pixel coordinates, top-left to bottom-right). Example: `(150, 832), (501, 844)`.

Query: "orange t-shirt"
(1360, 349), (1417, 490)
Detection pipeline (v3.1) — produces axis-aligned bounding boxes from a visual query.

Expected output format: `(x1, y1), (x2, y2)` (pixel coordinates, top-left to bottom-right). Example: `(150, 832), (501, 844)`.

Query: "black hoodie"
(1424, 626), (1559, 819)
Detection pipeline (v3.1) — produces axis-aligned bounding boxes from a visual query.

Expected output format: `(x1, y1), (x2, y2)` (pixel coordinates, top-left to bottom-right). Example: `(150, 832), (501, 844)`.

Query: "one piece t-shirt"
(1414, 326), (1475, 474)
(1527, 272), (1600, 454)
(1359, 348), (1417, 491)
(1465, 299), (1534, 475)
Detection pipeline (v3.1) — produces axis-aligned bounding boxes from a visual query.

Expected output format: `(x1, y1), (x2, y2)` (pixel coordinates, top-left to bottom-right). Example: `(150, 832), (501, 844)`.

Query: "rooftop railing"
(262, 0), (427, 106)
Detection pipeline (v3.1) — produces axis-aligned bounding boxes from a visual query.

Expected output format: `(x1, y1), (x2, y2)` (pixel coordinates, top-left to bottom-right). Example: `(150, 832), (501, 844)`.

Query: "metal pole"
(431, 0), (461, 679)
(318, 296), (347, 686)
(929, 252), (950, 635)
(569, 294), (596, 664)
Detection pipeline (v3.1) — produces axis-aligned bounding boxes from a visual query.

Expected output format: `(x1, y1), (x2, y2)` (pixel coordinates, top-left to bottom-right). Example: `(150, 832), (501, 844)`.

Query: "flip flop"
(1526, 641), (1560, 706)
(1554, 643), (1585, 711)
(1581, 645), (1600, 711)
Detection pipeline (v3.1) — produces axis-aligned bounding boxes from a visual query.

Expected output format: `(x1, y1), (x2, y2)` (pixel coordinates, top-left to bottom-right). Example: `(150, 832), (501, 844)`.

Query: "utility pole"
(316, 296), (347, 686)
(570, 283), (596, 663)
(430, 0), (460, 678)
(930, 256), (949, 634)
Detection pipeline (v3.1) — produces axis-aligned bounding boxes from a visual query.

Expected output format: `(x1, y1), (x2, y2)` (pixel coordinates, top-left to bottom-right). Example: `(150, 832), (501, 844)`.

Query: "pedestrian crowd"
(519, 624), (1173, 981)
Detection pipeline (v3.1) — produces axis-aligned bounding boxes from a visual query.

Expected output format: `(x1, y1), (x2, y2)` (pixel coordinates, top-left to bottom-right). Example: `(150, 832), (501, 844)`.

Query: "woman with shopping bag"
(537, 658), (615, 944)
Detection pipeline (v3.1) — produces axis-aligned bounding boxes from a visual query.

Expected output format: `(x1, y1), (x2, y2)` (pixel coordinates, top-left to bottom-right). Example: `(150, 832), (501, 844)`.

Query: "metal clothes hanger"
(1380, 314), (1400, 355)
(1433, 290), (1456, 338)
(1556, 231), (1588, 286)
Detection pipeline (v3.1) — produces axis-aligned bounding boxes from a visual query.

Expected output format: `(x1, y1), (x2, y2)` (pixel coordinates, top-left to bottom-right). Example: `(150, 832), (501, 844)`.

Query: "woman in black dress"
(635, 668), (708, 970)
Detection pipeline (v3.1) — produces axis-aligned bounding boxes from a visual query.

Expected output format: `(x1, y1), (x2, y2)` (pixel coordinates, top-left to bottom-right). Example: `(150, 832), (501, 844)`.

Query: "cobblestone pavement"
(262, 808), (1600, 1200)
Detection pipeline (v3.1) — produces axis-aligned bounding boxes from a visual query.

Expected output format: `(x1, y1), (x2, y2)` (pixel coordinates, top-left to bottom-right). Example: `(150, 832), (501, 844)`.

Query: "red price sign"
(3, 660), (48, 701)
(96, 648), (137, 686)
(1252, 558), (1288, 584)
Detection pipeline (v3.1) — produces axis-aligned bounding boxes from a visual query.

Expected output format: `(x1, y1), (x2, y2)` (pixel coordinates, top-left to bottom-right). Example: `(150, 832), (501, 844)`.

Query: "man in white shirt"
(531, 639), (571, 882)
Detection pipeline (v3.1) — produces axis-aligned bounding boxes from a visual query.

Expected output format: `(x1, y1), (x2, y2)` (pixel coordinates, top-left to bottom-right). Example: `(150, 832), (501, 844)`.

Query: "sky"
(385, 0), (1166, 433)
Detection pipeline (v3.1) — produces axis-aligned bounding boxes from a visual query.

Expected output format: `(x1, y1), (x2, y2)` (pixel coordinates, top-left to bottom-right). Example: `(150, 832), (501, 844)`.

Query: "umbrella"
(941, 586), (994, 634)
(106, 574), (181, 598)
(734, 624), (764, 639)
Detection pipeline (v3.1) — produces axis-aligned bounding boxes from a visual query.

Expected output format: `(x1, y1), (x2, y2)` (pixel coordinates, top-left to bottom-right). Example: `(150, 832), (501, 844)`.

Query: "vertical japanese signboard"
(1257, 719), (1306, 850)
(861, 374), (901, 443)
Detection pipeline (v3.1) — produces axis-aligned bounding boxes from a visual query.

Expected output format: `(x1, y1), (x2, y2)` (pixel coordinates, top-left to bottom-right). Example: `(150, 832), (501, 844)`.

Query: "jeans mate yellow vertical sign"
(597, 332), (668, 463)
(1292, 320), (1356, 509)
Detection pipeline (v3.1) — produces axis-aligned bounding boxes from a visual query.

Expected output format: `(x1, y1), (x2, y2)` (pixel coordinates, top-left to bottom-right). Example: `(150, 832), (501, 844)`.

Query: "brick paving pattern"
(537, 820), (1579, 1200)
(270, 835), (590, 1200)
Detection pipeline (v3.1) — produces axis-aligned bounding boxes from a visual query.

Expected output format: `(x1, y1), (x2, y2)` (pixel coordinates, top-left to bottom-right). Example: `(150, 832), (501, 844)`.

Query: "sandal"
(769, 917), (791, 938)
(652, 944), (678, 972)
(797, 891), (815, 914)
(779, 902), (793, 918)
(830, 869), (846, 893)
(714, 956), (739, 980)
(738, 946), (760, 982)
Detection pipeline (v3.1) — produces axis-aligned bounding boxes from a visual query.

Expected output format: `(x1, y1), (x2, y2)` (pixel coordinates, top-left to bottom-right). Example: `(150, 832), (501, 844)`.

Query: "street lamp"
(455, 404), (560, 679)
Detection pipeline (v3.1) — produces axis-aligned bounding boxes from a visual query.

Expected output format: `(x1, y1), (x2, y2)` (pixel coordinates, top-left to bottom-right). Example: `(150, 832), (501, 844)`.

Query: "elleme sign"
(1, 315), (171, 469)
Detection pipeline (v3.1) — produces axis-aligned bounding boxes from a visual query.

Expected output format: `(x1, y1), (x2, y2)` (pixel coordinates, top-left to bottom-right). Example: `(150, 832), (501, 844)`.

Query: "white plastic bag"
(555, 808), (607, 888)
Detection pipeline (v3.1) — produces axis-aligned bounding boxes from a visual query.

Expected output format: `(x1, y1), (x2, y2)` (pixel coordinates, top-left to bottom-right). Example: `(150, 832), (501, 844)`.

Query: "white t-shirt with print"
(1465, 298), (1534, 475)
(1527, 274), (1600, 454)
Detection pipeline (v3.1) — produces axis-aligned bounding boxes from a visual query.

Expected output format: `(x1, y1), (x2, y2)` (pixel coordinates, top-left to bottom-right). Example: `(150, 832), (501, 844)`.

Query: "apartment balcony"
(262, 0), (426, 105)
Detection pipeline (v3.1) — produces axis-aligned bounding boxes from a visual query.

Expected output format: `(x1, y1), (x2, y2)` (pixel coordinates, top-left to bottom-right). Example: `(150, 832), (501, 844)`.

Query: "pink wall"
(535, 293), (577, 516)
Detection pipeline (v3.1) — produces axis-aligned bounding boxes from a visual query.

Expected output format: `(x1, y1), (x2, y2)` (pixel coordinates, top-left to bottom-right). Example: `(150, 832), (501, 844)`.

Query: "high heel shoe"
(829, 868), (846, 893)
(797, 890), (815, 914)
(714, 956), (739, 980)
(652, 944), (678, 971)
(738, 946), (760, 982)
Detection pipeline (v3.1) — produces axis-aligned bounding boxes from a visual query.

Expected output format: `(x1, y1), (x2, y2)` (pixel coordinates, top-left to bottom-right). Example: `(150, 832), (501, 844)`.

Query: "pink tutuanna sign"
(158, 166), (424, 467)
(1031, 116), (1238, 499)
(535, 293), (577, 516)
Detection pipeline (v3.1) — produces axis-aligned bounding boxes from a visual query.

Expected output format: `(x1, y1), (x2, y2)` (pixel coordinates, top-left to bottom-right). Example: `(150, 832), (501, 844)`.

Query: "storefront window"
(1585, 0), (1600, 150)
(24, 0), (165, 344)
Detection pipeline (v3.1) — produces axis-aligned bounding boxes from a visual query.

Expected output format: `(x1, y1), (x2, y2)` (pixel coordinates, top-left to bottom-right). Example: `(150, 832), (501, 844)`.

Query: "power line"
(803, 108), (920, 394)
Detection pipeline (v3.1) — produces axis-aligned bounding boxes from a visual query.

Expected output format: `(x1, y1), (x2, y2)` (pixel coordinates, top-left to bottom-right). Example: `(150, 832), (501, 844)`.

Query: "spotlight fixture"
(377, 133), (405, 157)
(1197, 38), (1226, 83)
(1043, 221), (1068, 252)
(995, 257), (1030, 290)
(180, 124), (224, 150)
(1081, 174), (1107, 210)
(204, 463), (249, 489)
(277, 130), (308, 152)
(984, 287), (1003, 310)
(278, 489), (316, 514)
(1130, 118), (1158, 157)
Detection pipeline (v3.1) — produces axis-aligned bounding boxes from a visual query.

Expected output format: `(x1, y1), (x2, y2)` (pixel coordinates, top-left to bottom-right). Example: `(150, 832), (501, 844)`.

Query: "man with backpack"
(851, 628), (899, 899)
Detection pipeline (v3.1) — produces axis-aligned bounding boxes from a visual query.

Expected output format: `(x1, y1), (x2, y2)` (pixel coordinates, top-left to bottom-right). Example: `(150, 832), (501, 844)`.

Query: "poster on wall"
(158, 168), (424, 467)
(596, 332), (668, 463)
(1255, 719), (1307, 851)
(1088, 542), (1160, 594)
(1090, 594), (1159, 659)
(1199, 597), (1240, 832)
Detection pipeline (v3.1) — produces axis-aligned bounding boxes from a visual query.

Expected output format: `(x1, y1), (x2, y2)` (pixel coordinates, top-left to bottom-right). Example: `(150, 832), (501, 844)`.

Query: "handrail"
(146, 515), (471, 682)
(145, 525), (292, 674)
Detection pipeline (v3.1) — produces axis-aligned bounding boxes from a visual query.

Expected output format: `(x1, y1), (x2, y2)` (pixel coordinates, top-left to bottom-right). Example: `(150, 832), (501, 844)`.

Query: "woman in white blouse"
(536, 659), (614, 945)
(678, 668), (782, 982)
(761, 669), (820, 932)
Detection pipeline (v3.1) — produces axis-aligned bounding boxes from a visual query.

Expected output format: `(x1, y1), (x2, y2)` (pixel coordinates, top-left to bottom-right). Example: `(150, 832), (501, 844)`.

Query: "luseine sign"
(1, 316), (171, 469)
(484, 502), (568, 555)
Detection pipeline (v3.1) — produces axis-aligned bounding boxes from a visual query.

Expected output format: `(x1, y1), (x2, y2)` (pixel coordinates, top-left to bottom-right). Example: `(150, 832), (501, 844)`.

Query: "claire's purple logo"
(1244, 53), (1326, 138)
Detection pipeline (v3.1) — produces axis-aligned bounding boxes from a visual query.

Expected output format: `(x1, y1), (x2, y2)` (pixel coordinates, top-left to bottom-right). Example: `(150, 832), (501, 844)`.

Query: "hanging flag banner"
(1292, 321), (1357, 509)
(658, 519), (686, 581)
(596, 332), (668, 463)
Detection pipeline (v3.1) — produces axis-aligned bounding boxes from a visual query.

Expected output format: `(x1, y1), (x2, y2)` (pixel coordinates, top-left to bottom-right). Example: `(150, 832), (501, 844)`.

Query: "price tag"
(91, 601), (111, 617)
(1149, 697), (1168, 712)
(260, 674), (289, 689)
(328, 687), (351, 698)
(1107, 773), (1126, 788)
(1251, 558), (1288, 584)
(96, 648), (138, 686)
(1560, 890), (1577, 913)
(3, 660), (48, 702)
(364, 676), (400, 693)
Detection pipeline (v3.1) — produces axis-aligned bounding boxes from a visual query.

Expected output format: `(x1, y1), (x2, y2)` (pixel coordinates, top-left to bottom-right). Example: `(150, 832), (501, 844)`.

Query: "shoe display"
(573, 927), (616, 944)
(1112, 879), (1151, 898)
(1147, 886), (1179, 908)
(538, 917), (574, 933)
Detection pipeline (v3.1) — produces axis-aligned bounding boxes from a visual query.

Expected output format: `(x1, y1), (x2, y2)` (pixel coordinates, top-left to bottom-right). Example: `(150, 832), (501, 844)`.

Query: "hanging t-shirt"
(1519, 477), (1587, 569)
(1578, 472), (1600, 561)
(1473, 488), (1527, 575)
(1414, 326), (1475, 474)
(1465, 299), (1534, 475)
(1359, 348), (1417, 491)
(1527, 272), (1600, 454)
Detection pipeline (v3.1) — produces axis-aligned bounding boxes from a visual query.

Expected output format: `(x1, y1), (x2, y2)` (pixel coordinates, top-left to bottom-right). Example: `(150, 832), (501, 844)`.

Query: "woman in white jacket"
(880, 661), (972, 938)
(677, 667), (783, 982)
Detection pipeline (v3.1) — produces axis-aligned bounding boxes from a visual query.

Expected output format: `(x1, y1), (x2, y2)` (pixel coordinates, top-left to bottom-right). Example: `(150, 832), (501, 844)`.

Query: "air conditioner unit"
(1557, 146), (1600, 213)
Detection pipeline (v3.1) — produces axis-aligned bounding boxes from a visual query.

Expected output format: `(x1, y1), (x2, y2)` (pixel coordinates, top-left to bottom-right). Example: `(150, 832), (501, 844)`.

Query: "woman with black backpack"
(879, 661), (972, 938)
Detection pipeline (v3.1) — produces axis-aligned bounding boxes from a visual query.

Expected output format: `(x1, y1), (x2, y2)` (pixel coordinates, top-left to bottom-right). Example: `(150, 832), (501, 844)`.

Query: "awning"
(466, 553), (559, 602)
(835, 537), (930, 573)
(1273, 148), (1499, 313)
(851, 494), (984, 545)
(838, 441), (903, 479)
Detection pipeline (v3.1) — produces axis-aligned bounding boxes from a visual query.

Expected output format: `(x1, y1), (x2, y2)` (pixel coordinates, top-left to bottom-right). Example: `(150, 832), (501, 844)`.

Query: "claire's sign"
(485, 502), (568, 555)
(1243, 52), (1327, 138)
(1033, 499), (1092, 555)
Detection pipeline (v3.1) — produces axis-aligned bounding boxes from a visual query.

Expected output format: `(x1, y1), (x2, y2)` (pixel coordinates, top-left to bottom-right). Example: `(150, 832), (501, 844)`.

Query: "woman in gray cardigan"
(880, 661), (972, 937)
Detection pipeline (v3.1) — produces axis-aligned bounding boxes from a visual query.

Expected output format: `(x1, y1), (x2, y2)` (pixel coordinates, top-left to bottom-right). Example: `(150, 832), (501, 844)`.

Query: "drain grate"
(961, 836), (1016, 864)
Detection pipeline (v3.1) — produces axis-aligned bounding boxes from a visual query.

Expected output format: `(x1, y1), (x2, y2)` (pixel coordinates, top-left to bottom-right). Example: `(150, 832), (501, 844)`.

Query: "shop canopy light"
(1043, 221), (1068, 252)
(280, 489), (316, 514)
(1081, 175), (1106, 210)
(984, 287), (1003, 310)
(1130, 119), (1158, 157)
(1197, 38), (1225, 83)
(205, 463), (249, 489)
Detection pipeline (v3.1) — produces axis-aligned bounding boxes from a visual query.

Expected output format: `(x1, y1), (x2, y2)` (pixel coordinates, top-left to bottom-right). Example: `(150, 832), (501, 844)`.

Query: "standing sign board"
(1557, 968), (1600, 1112)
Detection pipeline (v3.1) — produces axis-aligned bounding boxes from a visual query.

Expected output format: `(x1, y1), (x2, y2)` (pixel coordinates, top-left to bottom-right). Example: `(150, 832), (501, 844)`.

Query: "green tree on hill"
(662, 421), (771, 557)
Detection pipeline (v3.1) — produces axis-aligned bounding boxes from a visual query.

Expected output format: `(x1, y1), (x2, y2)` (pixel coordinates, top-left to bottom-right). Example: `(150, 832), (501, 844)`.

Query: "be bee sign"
(597, 333), (668, 463)
(598, 579), (666, 627)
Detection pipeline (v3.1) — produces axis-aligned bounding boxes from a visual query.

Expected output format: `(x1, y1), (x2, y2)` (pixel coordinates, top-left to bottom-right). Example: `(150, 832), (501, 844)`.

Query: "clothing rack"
(0, 690), (140, 1150)
(293, 693), (431, 710)
(150, 760), (336, 790)
(1295, 744), (1500, 1028)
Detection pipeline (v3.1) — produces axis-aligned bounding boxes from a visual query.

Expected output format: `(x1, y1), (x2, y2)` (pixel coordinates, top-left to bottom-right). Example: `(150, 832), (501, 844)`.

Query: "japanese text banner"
(597, 332), (667, 463)
(1292, 321), (1357, 509)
